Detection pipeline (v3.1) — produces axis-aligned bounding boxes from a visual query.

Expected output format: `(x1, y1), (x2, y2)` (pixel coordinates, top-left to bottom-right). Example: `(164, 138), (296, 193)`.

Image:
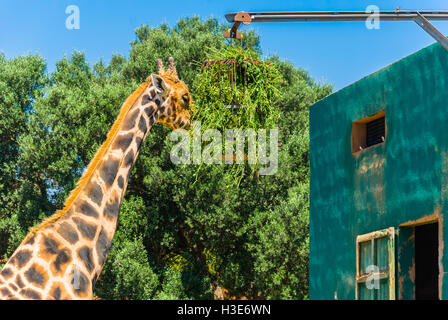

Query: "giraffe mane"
(26, 77), (153, 239)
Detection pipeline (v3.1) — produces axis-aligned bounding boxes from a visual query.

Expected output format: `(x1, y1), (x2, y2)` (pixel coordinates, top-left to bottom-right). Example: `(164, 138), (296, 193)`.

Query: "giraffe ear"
(150, 74), (169, 94)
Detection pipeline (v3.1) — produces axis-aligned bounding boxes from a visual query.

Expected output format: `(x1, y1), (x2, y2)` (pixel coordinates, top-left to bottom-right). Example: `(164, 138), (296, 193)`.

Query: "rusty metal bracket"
(224, 11), (252, 39)
(224, 10), (448, 52)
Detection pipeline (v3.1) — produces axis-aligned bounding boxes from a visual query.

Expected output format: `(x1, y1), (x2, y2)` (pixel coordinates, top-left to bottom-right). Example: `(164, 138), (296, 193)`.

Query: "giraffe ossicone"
(0, 58), (193, 300)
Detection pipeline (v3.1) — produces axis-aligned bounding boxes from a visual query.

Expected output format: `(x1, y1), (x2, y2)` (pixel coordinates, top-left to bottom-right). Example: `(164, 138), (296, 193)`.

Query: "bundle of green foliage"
(190, 45), (284, 183)
(0, 16), (332, 300)
(192, 45), (282, 132)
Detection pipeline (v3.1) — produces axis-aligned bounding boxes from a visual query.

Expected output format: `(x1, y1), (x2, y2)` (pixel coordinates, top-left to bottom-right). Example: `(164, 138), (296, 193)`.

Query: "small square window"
(351, 110), (386, 153)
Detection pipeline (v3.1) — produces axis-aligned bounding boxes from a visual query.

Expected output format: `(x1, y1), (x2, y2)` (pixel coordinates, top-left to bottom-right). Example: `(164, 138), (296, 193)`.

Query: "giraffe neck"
(0, 83), (164, 300)
(62, 84), (163, 279)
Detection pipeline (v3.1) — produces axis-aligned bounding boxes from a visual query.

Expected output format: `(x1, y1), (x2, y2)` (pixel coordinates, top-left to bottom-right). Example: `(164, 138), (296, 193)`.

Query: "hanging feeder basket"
(190, 45), (284, 183)
(192, 45), (283, 135)
(200, 58), (271, 110)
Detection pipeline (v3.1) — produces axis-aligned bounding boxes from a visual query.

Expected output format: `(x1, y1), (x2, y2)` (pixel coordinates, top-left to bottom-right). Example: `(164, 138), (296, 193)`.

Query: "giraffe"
(0, 58), (193, 300)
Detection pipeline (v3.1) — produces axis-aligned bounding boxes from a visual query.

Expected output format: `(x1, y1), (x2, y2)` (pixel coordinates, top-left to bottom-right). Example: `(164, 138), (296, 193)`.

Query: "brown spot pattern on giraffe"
(96, 228), (112, 266)
(122, 109), (140, 131)
(141, 94), (151, 105)
(24, 264), (47, 289)
(77, 246), (94, 273)
(144, 105), (155, 117)
(10, 250), (32, 268)
(87, 182), (103, 206)
(104, 197), (120, 220)
(38, 236), (73, 276)
(117, 176), (124, 189)
(20, 288), (41, 300)
(100, 158), (119, 187)
(138, 115), (147, 133)
(72, 217), (97, 240)
(57, 222), (79, 244)
(15, 275), (25, 289)
(124, 150), (134, 168)
(112, 133), (134, 151)
(1, 268), (13, 280)
(77, 200), (99, 218)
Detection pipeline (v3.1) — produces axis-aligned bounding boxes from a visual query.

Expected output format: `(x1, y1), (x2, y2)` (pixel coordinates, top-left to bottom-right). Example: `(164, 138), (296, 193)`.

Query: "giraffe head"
(150, 57), (194, 130)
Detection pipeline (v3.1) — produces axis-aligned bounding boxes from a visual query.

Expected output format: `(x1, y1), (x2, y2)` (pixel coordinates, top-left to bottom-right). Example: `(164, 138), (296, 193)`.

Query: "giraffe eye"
(182, 94), (189, 104)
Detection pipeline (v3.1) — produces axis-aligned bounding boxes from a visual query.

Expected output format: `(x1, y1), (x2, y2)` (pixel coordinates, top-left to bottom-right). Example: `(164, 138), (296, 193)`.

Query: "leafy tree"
(0, 53), (47, 256)
(0, 16), (332, 299)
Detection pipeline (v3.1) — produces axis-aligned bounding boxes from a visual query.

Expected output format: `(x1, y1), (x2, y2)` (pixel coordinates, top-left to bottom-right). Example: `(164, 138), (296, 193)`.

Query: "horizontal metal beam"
(225, 11), (448, 23)
(224, 10), (448, 51)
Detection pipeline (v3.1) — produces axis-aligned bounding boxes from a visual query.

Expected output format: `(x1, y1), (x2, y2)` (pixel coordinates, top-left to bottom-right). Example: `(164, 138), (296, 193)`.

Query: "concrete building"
(309, 42), (448, 300)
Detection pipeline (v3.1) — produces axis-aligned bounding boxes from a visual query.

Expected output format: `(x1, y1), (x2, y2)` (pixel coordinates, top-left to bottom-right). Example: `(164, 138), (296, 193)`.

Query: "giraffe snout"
(182, 118), (191, 130)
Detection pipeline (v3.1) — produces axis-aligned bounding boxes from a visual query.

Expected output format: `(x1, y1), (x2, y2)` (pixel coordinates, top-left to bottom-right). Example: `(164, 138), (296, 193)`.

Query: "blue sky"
(1, 0), (448, 90)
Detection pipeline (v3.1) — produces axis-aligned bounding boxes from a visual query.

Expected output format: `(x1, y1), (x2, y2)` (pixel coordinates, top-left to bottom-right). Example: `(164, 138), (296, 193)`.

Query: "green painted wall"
(309, 42), (448, 300)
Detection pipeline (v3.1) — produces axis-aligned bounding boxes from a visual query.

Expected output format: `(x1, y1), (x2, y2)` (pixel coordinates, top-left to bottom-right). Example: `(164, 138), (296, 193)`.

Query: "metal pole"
(225, 11), (448, 23)
(224, 10), (448, 51)
(414, 12), (448, 51)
